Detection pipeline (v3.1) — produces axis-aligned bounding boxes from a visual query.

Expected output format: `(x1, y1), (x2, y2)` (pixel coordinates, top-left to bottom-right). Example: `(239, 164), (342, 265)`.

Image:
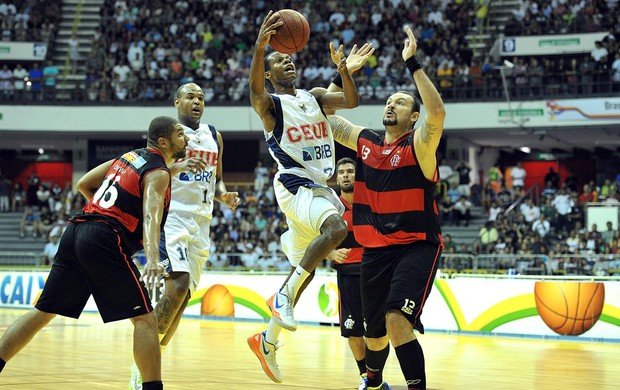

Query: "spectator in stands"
(452, 195), (472, 227)
(510, 161), (527, 192)
(591, 40), (608, 63)
(0, 172), (9, 212)
(601, 221), (616, 245)
(11, 181), (24, 212)
(253, 160), (269, 195)
(0, 64), (13, 99)
(577, 183), (596, 206)
(42, 60), (59, 99)
(531, 214), (551, 242)
(588, 223), (603, 252)
(41, 234), (60, 265)
(438, 194), (454, 226)
(454, 160), (471, 197)
(19, 206), (41, 238)
(478, 221), (499, 254)
(520, 198), (541, 223)
(68, 32), (80, 73)
(12, 63), (28, 100)
(446, 182), (462, 204)
(496, 185), (513, 208)
(26, 171), (40, 206)
(488, 162), (503, 195)
(36, 184), (51, 210)
(541, 180), (557, 199)
(565, 229), (580, 254)
(487, 200), (502, 222)
(544, 167), (560, 189)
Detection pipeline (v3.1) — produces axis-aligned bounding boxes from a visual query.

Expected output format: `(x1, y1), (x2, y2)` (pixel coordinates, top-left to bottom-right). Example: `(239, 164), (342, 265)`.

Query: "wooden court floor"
(1, 309), (619, 389)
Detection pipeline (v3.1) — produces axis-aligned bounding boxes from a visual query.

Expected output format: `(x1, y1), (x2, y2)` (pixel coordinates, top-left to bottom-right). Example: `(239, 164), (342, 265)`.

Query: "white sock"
(286, 266), (310, 298)
(264, 318), (283, 345)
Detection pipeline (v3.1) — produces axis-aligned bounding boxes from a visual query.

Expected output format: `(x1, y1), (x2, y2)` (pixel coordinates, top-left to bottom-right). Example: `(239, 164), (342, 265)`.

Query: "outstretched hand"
(256, 10), (284, 49)
(330, 42), (375, 73)
(401, 25), (418, 61)
(220, 191), (240, 211)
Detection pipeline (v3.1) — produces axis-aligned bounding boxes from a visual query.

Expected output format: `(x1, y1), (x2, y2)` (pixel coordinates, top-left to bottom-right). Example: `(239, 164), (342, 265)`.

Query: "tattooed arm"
(328, 115), (365, 151)
(401, 26), (446, 177)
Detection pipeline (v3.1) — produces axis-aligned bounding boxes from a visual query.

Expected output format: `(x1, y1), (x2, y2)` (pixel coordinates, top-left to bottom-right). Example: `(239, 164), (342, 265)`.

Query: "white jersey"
(265, 90), (335, 190)
(169, 123), (219, 219)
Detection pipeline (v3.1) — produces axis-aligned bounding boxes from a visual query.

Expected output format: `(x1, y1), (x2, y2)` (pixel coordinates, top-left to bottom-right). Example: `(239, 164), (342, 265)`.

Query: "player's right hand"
(256, 11), (284, 49)
(333, 248), (352, 263)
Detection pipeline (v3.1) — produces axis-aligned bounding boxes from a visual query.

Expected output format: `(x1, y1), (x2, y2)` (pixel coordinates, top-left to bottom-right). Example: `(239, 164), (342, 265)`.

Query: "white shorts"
(161, 212), (211, 294)
(275, 179), (343, 267)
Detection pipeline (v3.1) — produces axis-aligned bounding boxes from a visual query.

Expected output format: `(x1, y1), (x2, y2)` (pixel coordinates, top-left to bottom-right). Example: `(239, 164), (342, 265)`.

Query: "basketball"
(269, 9), (310, 54)
(201, 284), (235, 317)
(534, 281), (605, 336)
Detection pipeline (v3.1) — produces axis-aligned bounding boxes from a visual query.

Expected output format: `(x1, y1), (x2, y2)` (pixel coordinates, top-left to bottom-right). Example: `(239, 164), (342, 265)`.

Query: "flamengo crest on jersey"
(265, 90), (335, 186)
(170, 123), (219, 218)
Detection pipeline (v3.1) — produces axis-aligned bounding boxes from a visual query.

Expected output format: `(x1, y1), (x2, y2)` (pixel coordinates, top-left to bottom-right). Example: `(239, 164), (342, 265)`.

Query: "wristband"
(331, 73), (343, 88)
(405, 56), (422, 75)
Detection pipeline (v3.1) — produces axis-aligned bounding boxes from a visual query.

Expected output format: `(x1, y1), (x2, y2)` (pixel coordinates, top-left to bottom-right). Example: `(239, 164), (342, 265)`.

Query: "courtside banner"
(500, 32), (607, 56)
(0, 42), (47, 60)
(2, 271), (619, 340)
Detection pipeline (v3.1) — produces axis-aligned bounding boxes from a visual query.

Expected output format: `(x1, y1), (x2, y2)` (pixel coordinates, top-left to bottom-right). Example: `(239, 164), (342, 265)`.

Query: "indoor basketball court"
(1, 309), (618, 389)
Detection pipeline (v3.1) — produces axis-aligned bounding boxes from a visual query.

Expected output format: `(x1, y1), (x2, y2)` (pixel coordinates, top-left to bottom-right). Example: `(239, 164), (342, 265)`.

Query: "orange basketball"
(200, 284), (235, 317)
(269, 9), (310, 54)
(534, 281), (605, 336)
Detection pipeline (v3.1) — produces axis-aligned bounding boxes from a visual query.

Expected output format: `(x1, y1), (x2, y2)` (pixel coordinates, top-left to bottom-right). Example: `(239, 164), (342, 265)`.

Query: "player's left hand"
(221, 191), (240, 211)
(402, 25), (418, 61)
(141, 260), (168, 293)
(183, 157), (207, 174)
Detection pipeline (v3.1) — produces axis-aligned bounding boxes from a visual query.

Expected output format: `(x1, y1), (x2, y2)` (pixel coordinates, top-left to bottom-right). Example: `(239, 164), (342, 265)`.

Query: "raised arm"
(141, 169), (170, 291)
(311, 43), (359, 112)
(76, 160), (114, 201)
(249, 11), (282, 132)
(403, 26), (446, 170)
(326, 42), (375, 93)
(328, 114), (365, 151)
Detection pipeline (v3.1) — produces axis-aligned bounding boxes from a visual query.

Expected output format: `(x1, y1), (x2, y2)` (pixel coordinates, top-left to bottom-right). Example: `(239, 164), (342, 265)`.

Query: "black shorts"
(35, 220), (153, 323)
(361, 241), (442, 338)
(336, 266), (364, 338)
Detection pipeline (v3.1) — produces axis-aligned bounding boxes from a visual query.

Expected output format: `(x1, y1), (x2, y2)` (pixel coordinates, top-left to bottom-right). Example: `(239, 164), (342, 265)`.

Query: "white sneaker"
(129, 362), (142, 390)
(358, 373), (368, 390)
(266, 285), (297, 331)
(247, 331), (283, 383)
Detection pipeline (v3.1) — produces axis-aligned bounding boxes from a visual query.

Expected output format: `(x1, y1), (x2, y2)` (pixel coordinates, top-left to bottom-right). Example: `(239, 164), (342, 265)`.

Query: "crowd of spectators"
(1, 0), (62, 43)
(438, 161), (620, 276)
(4, 0), (618, 102)
(3, 161), (620, 275)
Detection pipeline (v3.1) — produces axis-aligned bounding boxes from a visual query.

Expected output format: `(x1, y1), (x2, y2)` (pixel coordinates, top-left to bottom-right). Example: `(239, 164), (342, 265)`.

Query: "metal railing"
(3, 70), (618, 105)
(3, 251), (617, 277)
(0, 252), (44, 267)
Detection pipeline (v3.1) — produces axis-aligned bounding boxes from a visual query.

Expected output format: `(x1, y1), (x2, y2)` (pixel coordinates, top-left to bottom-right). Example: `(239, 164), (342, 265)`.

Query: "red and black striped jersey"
(353, 128), (443, 248)
(82, 147), (171, 252)
(332, 196), (363, 274)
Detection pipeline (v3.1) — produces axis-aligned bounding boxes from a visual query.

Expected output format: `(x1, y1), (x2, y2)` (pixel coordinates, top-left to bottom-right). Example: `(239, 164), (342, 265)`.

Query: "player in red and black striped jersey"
(0, 116), (189, 390)
(327, 157), (367, 390)
(328, 26), (446, 390)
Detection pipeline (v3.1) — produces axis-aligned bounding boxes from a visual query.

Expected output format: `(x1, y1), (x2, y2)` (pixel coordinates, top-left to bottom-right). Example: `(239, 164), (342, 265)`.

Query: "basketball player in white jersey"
(246, 11), (361, 384)
(130, 83), (240, 390)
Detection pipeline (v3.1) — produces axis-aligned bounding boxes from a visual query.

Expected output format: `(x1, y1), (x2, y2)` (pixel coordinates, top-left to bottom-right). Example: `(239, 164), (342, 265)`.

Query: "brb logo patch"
(302, 144), (332, 161)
